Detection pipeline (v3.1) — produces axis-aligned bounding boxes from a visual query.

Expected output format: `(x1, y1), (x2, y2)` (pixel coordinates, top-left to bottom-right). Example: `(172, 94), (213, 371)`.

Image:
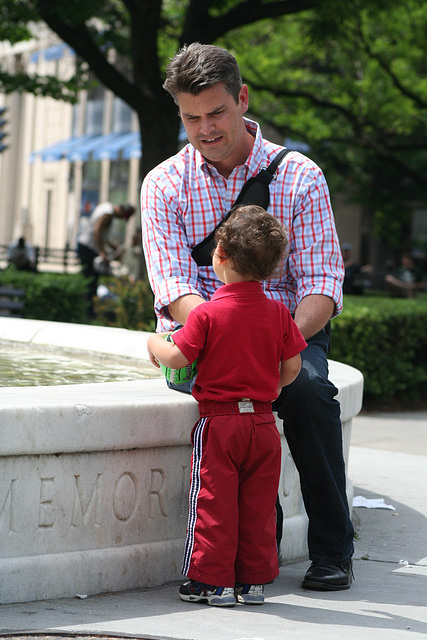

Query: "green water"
(0, 343), (160, 387)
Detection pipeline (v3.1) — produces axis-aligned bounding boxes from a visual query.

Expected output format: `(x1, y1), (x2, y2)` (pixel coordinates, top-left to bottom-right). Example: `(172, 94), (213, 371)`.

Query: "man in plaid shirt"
(141, 43), (354, 591)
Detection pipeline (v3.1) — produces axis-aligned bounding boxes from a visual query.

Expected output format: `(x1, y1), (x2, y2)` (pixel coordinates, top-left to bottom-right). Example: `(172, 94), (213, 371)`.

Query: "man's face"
(177, 82), (251, 175)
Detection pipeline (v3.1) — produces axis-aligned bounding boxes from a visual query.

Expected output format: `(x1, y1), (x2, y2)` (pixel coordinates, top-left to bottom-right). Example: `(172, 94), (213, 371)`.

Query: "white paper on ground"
(353, 495), (396, 510)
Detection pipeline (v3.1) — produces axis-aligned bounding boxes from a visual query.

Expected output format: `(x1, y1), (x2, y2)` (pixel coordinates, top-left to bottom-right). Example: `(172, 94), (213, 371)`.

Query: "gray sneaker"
(235, 583), (265, 604)
(179, 580), (236, 607)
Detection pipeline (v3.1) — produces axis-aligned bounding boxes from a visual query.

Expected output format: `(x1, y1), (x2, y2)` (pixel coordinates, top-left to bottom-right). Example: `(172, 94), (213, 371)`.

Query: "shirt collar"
(211, 280), (264, 300)
(193, 118), (267, 178)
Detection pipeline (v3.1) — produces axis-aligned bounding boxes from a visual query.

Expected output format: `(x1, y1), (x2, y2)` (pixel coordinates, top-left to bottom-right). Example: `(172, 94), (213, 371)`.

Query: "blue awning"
(122, 133), (142, 160)
(29, 135), (95, 163)
(67, 132), (124, 162)
(93, 131), (140, 161)
(30, 125), (187, 163)
(29, 132), (140, 163)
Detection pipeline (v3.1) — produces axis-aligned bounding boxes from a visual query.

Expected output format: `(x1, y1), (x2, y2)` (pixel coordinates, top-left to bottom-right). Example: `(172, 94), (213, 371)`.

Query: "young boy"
(147, 205), (307, 607)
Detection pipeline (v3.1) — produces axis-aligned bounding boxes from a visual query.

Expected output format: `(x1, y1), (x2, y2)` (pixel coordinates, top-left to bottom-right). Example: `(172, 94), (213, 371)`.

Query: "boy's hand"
(147, 348), (160, 368)
(147, 333), (170, 368)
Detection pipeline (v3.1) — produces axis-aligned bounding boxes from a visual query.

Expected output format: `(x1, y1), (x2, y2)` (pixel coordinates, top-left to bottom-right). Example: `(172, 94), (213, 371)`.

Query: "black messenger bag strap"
(191, 148), (292, 267)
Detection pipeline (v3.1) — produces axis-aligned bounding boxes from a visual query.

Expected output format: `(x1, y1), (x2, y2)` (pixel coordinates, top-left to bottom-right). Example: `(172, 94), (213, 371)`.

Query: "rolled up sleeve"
(141, 166), (203, 330)
(287, 168), (344, 316)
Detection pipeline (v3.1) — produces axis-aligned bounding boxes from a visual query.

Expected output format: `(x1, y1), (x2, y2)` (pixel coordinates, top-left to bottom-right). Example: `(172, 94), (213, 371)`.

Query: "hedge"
(94, 276), (155, 331)
(3, 267), (425, 403)
(0, 268), (156, 330)
(0, 267), (88, 323)
(329, 294), (427, 403)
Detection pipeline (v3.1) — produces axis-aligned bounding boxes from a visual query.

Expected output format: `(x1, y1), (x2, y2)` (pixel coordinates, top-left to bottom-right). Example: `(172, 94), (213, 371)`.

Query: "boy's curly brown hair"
(214, 205), (288, 281)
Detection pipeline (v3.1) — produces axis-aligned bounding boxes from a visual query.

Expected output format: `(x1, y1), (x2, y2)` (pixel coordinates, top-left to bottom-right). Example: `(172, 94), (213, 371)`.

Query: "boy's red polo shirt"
(173, 281), (307, 403)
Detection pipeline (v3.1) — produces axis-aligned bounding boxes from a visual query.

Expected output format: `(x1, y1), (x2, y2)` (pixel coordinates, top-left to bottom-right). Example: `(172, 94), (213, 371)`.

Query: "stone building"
(0, 26), (142, 256)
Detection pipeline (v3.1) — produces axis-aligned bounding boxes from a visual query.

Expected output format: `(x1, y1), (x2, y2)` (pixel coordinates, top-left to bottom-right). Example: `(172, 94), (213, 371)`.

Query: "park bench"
(0, 286), (25, 317)
(0, 243), (79, 273)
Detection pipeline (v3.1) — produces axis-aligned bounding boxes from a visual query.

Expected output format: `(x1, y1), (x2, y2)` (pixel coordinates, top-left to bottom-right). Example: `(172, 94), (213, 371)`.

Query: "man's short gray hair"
(163, 43), (243, 104)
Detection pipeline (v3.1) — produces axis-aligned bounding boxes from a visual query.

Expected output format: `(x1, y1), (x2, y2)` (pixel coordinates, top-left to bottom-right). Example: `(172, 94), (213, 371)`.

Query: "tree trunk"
(137, 96), (181, 180)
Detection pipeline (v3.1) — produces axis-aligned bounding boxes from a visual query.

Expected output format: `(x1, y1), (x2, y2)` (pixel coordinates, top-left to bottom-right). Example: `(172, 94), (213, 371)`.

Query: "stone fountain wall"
(0, 318), (363, 604)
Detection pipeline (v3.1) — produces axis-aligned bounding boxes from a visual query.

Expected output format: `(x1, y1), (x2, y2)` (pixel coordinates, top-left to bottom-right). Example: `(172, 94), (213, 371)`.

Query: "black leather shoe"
(302, 560), (354, 591)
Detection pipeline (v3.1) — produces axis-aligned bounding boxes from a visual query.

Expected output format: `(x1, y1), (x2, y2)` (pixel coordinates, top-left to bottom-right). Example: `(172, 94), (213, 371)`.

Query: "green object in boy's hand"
(160, 332), (198, 385)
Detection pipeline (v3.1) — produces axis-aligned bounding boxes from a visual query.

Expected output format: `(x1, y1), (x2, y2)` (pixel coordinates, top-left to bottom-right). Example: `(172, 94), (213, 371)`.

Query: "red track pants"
(182, 401), (281, 587)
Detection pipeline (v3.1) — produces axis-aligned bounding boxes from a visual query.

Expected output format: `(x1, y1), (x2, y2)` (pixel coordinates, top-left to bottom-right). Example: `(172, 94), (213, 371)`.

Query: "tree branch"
(254, 102), (426, 187)
(182, 0), (320, 45)
(248, 77), (365, 135)
(181, 0), (212, 45)
(356, 18), (427, 110)
(37, 0), (143, 110)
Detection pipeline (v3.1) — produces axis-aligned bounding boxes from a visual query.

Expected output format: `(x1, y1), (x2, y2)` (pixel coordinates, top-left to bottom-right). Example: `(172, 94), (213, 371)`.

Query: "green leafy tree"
(0, 0), (376, 178)
(1, 0), (425, 250)
(225, 0), (427, 248)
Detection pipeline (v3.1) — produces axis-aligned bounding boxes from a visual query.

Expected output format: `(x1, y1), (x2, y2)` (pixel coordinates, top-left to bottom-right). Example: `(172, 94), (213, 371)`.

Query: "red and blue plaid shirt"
(141, 119), (344, 332)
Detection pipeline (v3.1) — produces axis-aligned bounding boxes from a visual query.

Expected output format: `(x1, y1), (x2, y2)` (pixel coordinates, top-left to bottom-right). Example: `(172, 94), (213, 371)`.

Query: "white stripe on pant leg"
(182, 417), (207, 576)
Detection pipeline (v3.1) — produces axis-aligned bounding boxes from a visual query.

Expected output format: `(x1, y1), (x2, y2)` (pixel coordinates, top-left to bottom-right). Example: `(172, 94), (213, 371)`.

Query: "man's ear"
(239, 84), (249, 114)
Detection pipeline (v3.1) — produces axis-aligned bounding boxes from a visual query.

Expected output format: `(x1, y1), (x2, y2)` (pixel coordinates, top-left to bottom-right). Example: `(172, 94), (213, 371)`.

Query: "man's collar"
(196, 118), (265, 177)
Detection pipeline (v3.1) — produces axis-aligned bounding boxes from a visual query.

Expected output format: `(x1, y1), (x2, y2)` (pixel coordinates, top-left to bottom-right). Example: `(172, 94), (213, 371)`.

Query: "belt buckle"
(238, 399), (254, 413)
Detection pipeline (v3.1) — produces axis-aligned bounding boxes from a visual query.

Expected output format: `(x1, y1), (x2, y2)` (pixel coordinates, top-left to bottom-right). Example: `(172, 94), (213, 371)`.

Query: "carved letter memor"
(38, 477), (56, 528)
(0, 478), (18, 533)
(149, 468), (167, 518)
(71, 473), (103, 527)
(113, 472), (138, 522)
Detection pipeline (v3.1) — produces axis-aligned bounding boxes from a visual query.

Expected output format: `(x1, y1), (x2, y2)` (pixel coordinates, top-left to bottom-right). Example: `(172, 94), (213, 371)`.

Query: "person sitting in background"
(341, 243), (372, 295)
(385, 253), (425, 298)
(7, 237), (37, 272)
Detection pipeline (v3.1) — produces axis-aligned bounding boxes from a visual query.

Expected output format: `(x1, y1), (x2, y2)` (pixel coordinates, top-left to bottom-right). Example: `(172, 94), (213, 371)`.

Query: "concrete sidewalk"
(1, 412), (426, 640)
